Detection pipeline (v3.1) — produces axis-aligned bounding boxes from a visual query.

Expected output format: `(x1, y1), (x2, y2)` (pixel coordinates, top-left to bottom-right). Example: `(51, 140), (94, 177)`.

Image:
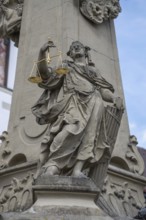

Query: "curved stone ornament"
(0, 0), (24, 46)
(98, 177), (143, 218)
(0, 174), (33, 212)
(80, 0), (121, 24)
(125, 135), (145, 175)
(0, 131), (11, 170)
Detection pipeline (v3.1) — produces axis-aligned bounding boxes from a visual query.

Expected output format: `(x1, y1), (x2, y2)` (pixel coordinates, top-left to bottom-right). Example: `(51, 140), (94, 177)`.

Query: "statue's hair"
(67, 41), (90, 57)
(67, 41), (95, 66)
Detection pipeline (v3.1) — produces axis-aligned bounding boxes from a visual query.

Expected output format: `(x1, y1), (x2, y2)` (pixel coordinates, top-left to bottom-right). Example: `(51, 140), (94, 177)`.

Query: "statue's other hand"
(40, 41), (56, 53)
(113, 97), (124, 110)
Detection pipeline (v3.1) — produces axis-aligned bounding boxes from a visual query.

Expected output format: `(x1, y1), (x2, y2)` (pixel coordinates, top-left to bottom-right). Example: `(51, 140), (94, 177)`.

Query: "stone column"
(5, 0), (129, 167)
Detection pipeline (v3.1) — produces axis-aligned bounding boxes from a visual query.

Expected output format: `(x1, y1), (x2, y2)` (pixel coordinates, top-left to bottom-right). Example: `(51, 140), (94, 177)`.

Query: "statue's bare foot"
(72, 170), (87, 178)
(44, 165), (60, 176)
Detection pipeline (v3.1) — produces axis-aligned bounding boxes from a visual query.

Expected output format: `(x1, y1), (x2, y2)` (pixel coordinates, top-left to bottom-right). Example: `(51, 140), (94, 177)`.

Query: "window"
(7, 41), (18, 90)
(0, 39), (17, 134)
(0, 38), (9, 87)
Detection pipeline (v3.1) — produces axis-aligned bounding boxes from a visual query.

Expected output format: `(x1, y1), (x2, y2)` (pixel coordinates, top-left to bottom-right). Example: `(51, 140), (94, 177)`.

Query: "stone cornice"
(80, 0), (121, 24)
(108, 164), (146, 184)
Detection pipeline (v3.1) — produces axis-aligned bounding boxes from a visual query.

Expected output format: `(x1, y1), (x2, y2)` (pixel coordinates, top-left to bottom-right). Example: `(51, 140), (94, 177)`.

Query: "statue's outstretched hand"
(40, 41), (56, 53)
(113, 97), (124, 110)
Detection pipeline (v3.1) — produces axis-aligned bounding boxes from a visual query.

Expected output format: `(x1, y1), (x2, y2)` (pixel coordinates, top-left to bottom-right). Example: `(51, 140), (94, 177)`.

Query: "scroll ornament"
(125, 135), (145, 175)
(80, 0), (121, 24)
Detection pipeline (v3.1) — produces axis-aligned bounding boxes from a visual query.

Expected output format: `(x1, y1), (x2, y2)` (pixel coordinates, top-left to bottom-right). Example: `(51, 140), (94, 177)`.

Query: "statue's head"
(67, 41), (95, 66)
(67, 41), (88, 60)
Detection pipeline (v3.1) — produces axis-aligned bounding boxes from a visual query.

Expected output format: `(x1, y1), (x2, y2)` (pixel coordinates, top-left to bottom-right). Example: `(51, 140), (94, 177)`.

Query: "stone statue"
(0, 0), (24, 46)
(32, 41), (123, 179)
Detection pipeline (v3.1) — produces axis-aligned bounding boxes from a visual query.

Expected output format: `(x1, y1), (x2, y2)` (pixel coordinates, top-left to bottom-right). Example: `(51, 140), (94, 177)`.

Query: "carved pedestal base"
(31, 176), (107, 220)
(0, 166), (143, 220)
(0, 176), (113, 220)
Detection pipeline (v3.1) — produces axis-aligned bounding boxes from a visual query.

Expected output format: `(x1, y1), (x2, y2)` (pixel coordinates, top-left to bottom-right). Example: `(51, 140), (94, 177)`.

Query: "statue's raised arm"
(37, 41), (55, 81)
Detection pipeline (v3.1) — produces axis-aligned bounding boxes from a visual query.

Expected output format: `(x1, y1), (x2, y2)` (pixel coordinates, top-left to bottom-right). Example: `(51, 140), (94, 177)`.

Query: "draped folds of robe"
(32, 61), (114, 171)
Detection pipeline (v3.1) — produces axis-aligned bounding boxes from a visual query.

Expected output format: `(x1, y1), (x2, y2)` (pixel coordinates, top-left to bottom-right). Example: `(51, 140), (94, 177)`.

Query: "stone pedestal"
(0, 176), (114, 220)
(32, 176), (102, 220)
(33, 176), (99, 206)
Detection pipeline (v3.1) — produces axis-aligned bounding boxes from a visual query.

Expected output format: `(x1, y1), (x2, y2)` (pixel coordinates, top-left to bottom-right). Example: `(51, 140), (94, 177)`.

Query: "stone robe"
(32, 61), (114, 172)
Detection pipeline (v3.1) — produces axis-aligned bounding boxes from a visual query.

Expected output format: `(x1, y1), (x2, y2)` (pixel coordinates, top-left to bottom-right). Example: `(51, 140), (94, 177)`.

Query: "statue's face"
(69, 42), (85, 59)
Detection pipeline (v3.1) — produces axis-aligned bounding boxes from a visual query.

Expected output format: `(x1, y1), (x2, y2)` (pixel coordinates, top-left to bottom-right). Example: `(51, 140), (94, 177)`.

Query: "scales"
(28, 38), (69, 84)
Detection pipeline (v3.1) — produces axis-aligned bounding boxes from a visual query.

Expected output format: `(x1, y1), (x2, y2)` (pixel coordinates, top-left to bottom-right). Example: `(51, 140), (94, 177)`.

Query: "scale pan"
(28, 76), (42, 83)
(55, 67), (69, 75)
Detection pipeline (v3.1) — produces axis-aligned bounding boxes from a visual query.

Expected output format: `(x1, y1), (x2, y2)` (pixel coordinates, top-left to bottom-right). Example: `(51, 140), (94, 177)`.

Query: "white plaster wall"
(0, 88), (12, 134)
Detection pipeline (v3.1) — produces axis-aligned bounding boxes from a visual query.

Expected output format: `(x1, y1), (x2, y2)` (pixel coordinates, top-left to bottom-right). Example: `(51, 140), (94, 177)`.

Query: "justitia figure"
(32, 41), (123, 178)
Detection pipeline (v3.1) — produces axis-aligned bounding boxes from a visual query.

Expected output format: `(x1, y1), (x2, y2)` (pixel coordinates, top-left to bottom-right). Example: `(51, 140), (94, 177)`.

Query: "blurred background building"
(0, 39), (17, 134)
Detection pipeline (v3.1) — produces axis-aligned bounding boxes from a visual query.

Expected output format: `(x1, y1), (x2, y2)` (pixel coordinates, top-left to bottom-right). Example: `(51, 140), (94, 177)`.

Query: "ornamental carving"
(0, 0), (24, 46)
(0, 173), (33, 212)
(79, 0), (121, 24)
(0, 131), (11, 170)
(125, 135), (145, 175)
(98, 177), (143, 218)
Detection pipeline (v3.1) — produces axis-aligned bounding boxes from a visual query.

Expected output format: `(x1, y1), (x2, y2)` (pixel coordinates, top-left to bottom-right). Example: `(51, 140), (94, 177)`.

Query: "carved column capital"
(80, 0), (121, 24)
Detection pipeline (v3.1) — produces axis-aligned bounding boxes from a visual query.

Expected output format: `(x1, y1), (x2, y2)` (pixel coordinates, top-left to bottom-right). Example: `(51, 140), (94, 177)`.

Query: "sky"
(114, 0), (146, 148)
